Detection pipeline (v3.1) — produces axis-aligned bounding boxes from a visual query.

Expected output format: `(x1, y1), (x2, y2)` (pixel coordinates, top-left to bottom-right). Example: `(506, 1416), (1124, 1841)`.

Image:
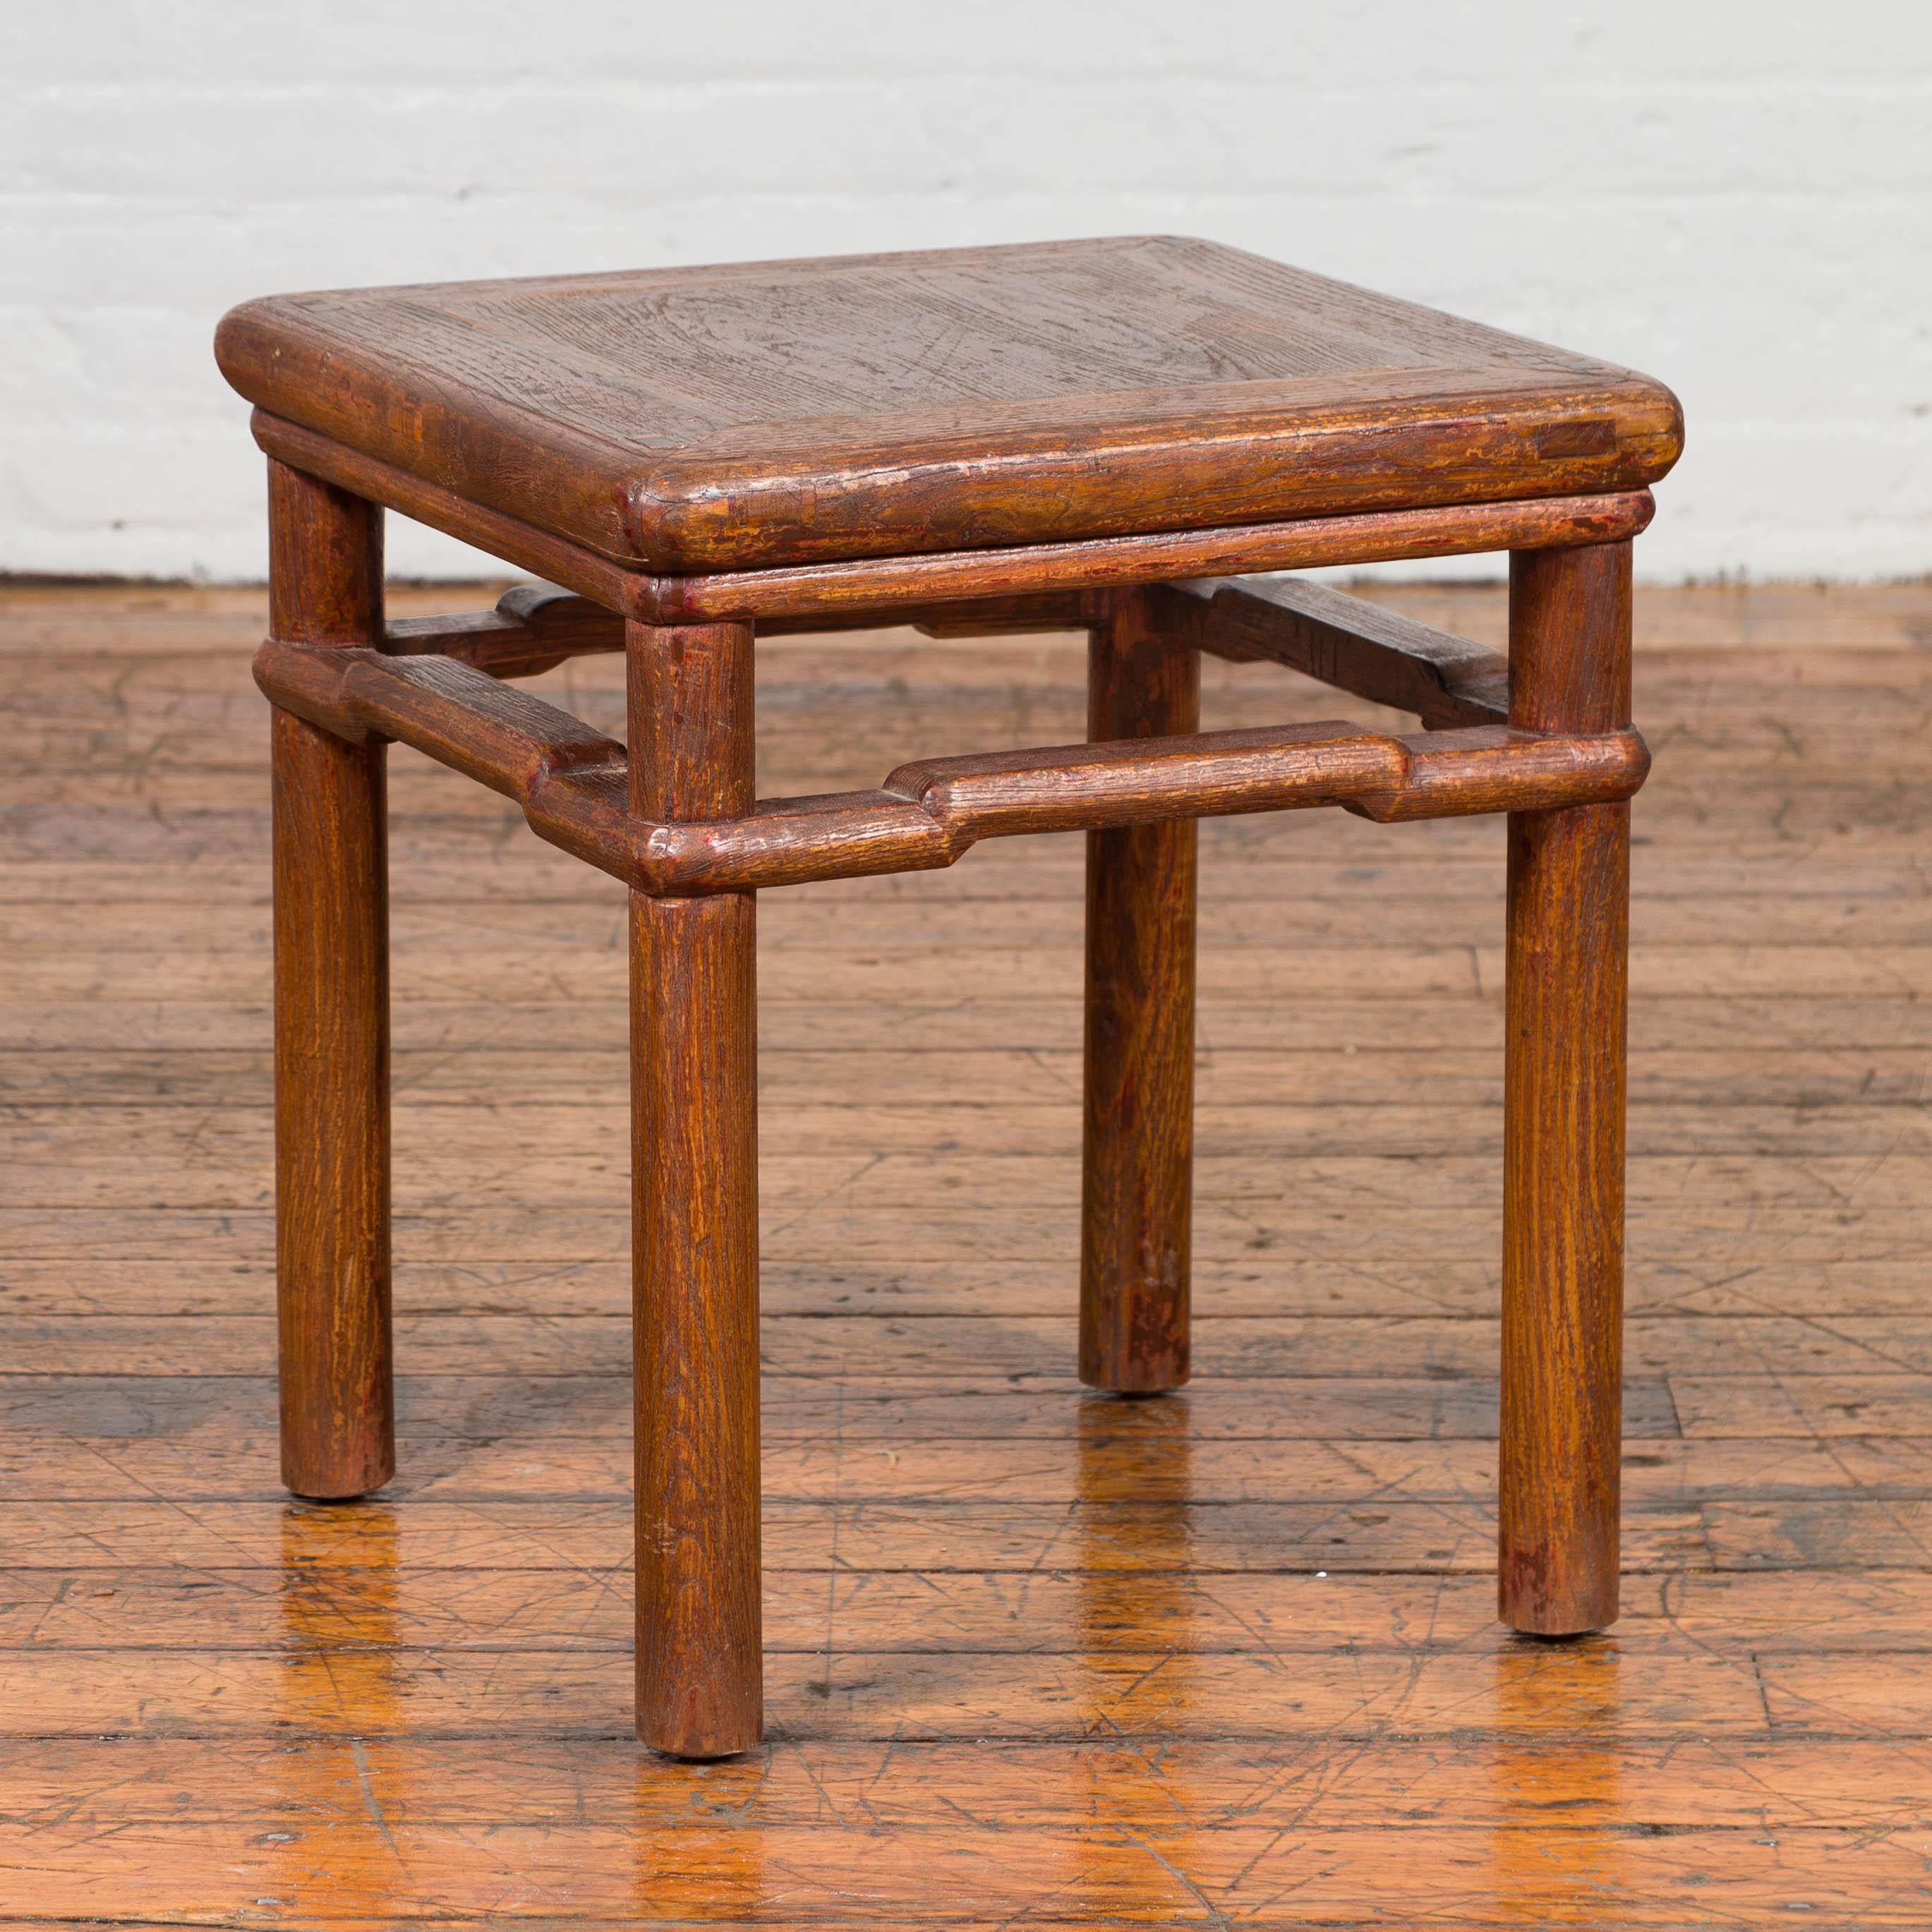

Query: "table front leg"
(267, 459), (394, 1502)
(1500, 539), (1633, 1634)
(629, 620), (763, 1756)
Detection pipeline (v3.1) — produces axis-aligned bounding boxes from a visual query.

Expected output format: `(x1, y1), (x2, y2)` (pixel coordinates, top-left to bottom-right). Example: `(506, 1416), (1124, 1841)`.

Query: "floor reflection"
(265, 1497), (773, 1919)
(1074, 1389), (1204, 1920)
(1486, 1634), (1629, 1920)
(274, 1499), (405, 1916)
(626, 1752), (771, 1924)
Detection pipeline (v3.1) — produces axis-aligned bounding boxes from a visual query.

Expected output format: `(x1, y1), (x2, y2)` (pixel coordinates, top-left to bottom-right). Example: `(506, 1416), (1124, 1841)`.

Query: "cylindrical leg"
(1080, 589), (1199, 1393)
(1499, 540), (1633, 1634)
(267, 459), (394, 1500)
(629, 620), (763, 1757)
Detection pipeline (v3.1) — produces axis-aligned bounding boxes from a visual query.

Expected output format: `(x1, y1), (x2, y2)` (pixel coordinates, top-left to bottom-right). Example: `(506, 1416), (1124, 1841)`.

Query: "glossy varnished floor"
(2, 579), (1930, 1925)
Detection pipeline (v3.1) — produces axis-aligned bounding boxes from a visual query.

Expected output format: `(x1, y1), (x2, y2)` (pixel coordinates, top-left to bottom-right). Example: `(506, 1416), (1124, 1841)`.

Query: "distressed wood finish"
(215, 237), (1682, 572)
(217, 239), (1675, 1761)
(382, 583), (1097, 680)
(252, 409), (1658, 625)
(383, 583), (630, 678)
(628, 621), (763, 1758)
(1499, 540), (1634, 1634)
(250, 637), (1648, 896)
(1158, 575), (1512, 726)
(1082, 589), (1198, 1391)
(266, 460), (394, 1500)
(375, 577), (1515, 718)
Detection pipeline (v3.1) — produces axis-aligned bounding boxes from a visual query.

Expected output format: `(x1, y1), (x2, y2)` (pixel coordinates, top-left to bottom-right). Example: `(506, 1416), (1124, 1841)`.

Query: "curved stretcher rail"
(255, 640), (1648, 898)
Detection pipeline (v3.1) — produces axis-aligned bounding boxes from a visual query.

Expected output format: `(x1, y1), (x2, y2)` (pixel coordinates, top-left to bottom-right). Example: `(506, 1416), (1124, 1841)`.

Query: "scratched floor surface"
(1, 579), (1930, 1925)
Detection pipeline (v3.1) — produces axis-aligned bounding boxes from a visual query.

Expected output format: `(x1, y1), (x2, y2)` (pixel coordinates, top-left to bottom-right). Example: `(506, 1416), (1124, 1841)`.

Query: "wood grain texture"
(215, 236), (1682, 572)
(250, 410), (1658, 622)
(1500, 540), (1634, 1634)
(1081, 589), (1197, 1391)
(252, 634), (1647, 896)
(384, 583), (630, 679)
(4, 581), (1932, 1925)
(627, 620), (763, 1757)
(380, 584), (1099, 682)
(267, 461), (394, 1500)
(651, 490), (1659, 626)
(1158, 574), (1511, 725)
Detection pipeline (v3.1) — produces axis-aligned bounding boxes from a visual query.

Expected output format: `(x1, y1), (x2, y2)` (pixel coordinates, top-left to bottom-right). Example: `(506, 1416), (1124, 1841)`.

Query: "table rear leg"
(1081, 588), (1199, 1393)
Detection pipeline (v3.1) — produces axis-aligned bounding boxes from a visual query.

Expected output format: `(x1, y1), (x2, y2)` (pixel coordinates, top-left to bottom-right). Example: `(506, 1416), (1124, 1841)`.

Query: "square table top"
(216, 235), (1681, 577)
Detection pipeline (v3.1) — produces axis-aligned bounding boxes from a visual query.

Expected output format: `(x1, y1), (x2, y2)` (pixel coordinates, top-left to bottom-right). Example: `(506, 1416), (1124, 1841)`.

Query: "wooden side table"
(215, 236), (1682, 1758)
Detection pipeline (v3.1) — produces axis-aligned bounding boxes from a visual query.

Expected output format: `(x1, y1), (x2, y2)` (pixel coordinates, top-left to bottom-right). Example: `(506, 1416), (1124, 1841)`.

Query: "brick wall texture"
(5, 3), (1927, 581)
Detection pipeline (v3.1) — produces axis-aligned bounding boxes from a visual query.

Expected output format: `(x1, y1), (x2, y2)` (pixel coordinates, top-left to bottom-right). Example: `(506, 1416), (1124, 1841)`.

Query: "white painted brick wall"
(4, 2), (1928, 581)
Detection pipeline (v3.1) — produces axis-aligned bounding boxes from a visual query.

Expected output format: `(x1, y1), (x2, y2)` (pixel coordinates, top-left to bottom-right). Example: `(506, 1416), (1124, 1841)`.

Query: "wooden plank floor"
(1, 577), (1929, 1926)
